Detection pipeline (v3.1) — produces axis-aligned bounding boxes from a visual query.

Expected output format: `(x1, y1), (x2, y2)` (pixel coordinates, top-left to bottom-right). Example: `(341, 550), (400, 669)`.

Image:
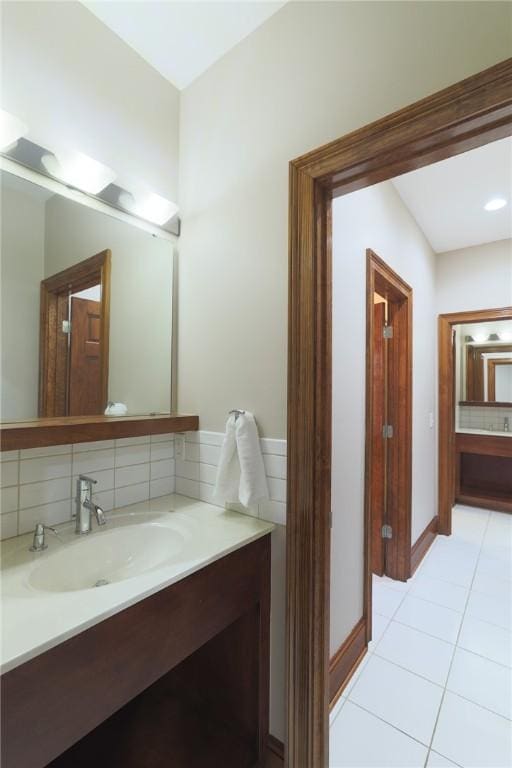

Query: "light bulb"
(119, 190), (178, 226)
(484, 198), (507, 212)
(41, 150), (116, 194)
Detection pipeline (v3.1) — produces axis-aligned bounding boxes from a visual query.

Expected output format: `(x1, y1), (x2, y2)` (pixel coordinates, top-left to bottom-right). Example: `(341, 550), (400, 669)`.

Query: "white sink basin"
(28, 523), (187, 592)
(1, 494), (276, 674)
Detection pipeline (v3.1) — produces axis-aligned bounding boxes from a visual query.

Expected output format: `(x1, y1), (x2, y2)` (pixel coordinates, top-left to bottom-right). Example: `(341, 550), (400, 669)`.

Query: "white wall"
(177, 0), (510, 741)
(330, 182), (437, 653)
(178, 0), (511, 439)
(436, 239), (512, 315)
(45, 195), (174, 415)
(1, 178), (46, 420)
(1, 1), (180, 202)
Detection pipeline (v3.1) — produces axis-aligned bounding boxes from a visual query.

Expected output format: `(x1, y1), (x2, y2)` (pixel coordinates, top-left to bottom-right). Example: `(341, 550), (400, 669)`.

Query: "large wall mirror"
(1, 169), (174, 422)
(456, 320), (512, 406)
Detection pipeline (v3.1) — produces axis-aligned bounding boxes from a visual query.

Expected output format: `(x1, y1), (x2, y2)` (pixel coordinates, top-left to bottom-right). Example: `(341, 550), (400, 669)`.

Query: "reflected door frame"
(438, 306), (512, 534)
(487, 357), (512, 401)
(39, 250), (111, 417)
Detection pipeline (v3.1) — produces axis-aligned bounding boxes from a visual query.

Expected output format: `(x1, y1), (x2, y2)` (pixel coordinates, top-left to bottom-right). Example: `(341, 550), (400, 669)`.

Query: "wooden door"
(370, 300), (386, 575)
(69, 297), (102, 415)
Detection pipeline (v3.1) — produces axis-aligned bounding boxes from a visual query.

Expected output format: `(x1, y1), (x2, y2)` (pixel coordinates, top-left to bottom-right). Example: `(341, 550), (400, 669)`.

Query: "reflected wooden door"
(69, 297), (102, 415)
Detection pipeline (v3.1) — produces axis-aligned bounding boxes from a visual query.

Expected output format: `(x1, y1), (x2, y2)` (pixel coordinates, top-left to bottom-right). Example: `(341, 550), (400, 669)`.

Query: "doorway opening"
(39, 249), (111, 417)
(365, 250), (412, 585)
(438, 306), (512, 528)
(285, 59), (512, 767)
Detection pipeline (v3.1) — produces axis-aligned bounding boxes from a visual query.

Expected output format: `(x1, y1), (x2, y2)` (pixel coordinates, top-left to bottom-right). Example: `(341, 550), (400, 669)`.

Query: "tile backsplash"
(0, 430), (287, 541)
(457, 405), (512, 432)
(175, 431), (287, 527)
(0, 434), (175, 541)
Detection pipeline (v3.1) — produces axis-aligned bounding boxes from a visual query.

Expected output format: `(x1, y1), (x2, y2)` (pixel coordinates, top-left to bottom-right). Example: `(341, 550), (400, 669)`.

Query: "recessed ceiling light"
(484, 198), (507, 212)
(41, 150), (117, 194)
(0, 109), (28, 151)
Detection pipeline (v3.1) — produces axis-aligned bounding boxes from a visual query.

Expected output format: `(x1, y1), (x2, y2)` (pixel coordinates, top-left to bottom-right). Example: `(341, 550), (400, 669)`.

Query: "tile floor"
(330, 505), (512, 768)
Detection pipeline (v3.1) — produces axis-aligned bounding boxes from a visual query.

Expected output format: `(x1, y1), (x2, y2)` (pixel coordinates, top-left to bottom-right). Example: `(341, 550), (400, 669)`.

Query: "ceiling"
(82, 1), (287, 90)
(392, 137), (512, 253)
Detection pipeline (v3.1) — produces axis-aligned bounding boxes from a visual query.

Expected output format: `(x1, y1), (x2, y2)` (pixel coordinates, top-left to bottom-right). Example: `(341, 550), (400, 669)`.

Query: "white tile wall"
(0, 429), (288, 540)
(0, 434), (176, 540)
(175, 430), (287, 527)
(458, 405), (512, 431)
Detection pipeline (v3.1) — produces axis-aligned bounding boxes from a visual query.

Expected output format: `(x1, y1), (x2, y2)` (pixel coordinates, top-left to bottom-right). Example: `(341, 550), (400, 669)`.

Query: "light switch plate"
(429, 412), (434, 429)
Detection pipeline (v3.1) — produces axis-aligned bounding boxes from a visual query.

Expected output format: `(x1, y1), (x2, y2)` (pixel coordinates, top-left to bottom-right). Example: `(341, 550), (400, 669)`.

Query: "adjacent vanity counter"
(0, 493), (274, 674)
(454, 431), (512, 513)
(457, 427), (511, 437)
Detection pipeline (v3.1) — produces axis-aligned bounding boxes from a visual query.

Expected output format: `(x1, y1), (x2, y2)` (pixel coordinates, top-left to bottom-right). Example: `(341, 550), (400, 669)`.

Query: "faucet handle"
(78, 474), (97, 485)
(29, 523), (58, 552)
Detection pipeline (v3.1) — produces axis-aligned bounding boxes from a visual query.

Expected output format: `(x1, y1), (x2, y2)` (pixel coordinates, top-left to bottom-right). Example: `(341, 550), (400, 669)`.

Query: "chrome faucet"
(75, 475), (106, 535)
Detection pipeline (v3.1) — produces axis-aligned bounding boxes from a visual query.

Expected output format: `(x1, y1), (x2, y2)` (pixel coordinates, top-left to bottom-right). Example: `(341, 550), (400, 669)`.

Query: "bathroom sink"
(28, 523), (186, 593)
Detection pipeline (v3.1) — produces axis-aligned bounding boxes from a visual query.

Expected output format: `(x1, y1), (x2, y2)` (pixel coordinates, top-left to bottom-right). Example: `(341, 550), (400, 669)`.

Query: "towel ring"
(229, 409), (245, 422)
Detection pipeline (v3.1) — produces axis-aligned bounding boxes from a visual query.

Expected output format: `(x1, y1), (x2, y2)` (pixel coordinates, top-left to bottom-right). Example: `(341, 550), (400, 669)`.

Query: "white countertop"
(457, 428), (511, 437)
(0, 494), (274, 674)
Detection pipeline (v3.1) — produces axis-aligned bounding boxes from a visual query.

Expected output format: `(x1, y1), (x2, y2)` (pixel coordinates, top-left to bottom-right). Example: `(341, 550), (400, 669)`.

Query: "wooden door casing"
(370, 299), (386, 576)
(287, 60), (512, 766)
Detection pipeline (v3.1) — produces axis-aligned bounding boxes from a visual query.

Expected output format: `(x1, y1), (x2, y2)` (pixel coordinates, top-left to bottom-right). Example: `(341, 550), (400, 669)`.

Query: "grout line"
(423, 509), (492, 767)
(16, 456), (20, 535)
(348, 699), (434, 750)
(368, 650), (446, 690)
(389, 617), (461, 646)
(391, 589), (467, 616)
(335, 508), (508, 768)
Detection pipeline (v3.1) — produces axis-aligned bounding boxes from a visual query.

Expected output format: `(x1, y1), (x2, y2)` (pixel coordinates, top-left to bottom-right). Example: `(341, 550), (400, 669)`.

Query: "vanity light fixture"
(0, 109), (28, 151)
(472, 332), (489, 343)
(41, 149), (117, 195)
(498, 330), (512, 342)
(484, 197), (507, 211)
(119, 190), (179, 226)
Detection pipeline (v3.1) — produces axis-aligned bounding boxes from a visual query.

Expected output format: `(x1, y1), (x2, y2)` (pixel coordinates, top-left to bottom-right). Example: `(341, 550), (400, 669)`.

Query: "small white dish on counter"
(0, 493), (274, 674)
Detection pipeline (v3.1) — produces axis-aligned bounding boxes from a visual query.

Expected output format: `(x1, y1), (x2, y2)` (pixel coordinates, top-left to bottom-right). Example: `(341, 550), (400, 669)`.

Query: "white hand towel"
(213, 414), (240, 504)
(236, 412), (269, 507)
(213, 412), (269, 508)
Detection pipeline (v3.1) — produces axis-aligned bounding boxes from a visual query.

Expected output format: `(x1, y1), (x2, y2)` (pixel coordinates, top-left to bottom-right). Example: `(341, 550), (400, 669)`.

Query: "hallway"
(330, 505), (512, 767)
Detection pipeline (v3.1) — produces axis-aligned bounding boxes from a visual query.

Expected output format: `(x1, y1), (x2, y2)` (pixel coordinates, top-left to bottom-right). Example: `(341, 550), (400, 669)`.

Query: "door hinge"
(382, 424), (394, 439)
(62, 320), (71, 334)
(382, 524), (393, 539)
(383, 325), (393, 339)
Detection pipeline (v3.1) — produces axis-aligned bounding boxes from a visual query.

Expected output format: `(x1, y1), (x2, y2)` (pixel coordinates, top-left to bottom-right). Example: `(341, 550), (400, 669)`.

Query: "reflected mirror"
(455, 320), (512, 406)
(1, 170), (174, 421)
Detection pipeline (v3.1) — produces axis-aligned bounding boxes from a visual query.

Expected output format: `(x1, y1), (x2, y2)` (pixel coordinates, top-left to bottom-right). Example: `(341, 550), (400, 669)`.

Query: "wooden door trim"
(411, 515), (439, 575)
(329, 618), (366, 708)
(39, 250), (111, 417)
(287, 59), (512, 767)
(365, 250), (412, 587)
(438, 306), (512, 535)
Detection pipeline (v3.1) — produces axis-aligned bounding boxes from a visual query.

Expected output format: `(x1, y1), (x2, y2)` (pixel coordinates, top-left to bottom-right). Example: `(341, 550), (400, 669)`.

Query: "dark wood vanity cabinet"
(455, 433), (512, 513)
(1, 535), (271, 768)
